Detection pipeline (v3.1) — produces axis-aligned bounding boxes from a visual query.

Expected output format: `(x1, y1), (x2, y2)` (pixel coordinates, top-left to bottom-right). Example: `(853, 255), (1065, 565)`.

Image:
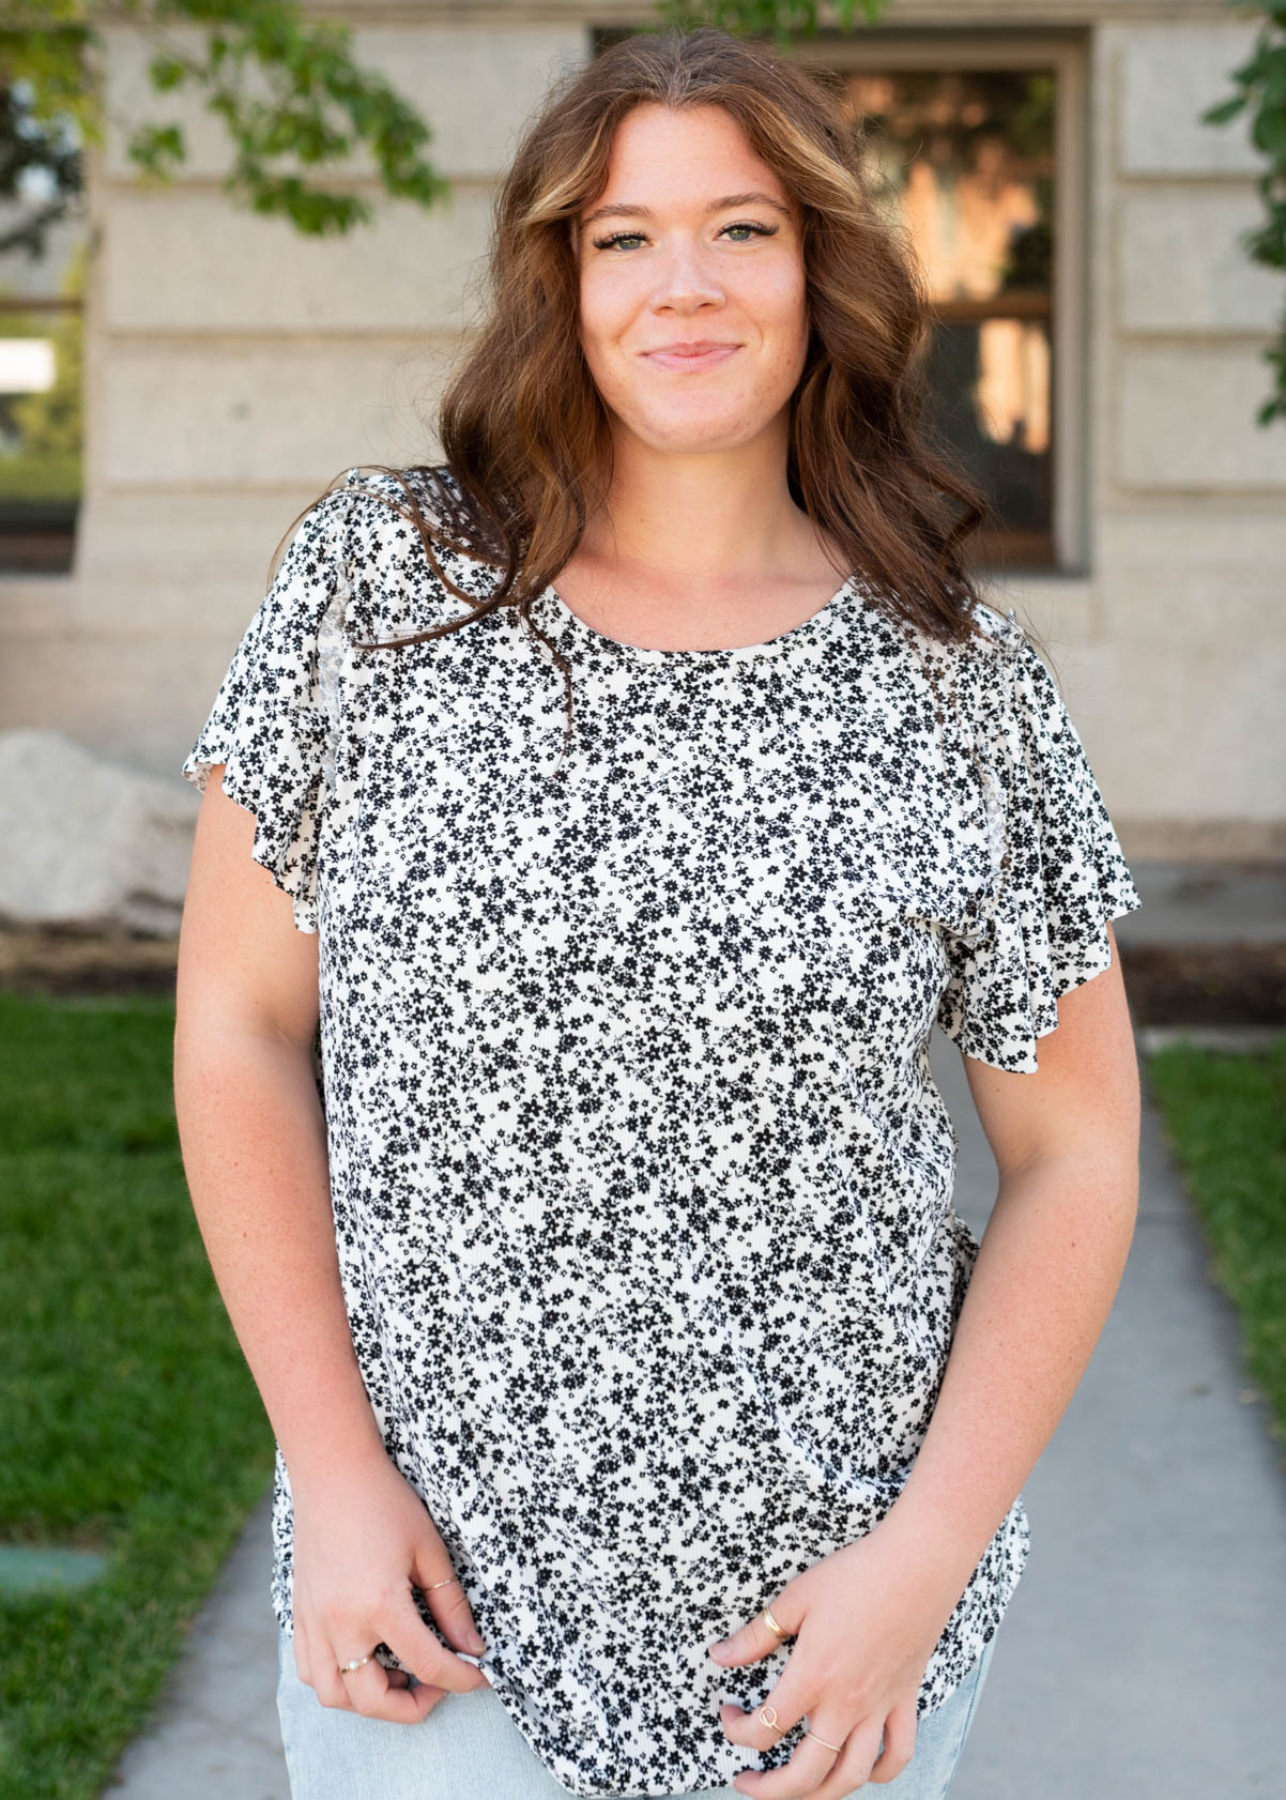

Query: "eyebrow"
(580, 190), (793, 228)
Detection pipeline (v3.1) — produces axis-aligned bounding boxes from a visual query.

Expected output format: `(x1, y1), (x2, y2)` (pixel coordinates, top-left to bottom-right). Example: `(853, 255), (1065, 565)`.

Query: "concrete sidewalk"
(946, 1040), (1286, 1798)
(106, 861), (1286, 1797)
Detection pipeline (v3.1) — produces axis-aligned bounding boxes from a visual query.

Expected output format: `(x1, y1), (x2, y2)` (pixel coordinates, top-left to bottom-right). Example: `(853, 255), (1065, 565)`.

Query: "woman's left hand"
(707, 1515), (968, 1797)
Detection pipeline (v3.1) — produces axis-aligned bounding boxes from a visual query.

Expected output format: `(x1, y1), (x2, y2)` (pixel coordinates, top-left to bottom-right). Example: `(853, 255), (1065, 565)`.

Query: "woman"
(174, 27), (1143, 1800)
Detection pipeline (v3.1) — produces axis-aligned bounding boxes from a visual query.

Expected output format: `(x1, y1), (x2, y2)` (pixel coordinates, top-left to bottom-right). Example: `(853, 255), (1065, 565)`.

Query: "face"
(575, 102), (810, 454)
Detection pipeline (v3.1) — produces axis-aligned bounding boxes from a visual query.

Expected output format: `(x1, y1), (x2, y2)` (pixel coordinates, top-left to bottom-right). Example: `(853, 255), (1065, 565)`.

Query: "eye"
(589, 220), (779, 252)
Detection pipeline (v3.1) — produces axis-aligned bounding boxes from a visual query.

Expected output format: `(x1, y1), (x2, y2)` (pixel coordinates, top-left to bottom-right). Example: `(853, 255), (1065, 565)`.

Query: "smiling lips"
(642, 342), (741, 371)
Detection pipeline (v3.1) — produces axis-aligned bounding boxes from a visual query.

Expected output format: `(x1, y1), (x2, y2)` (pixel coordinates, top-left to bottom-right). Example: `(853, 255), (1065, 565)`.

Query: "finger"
(716, 1653), (811, 1756)
(866, 1697), (917, 1785)
(735, 1718), (881, 1800)
(811, 1721), (887, 1800)
(387, 1592), (492, 1695)
(719, 1693), (806, 1757)
(710, 1598), (800, 1670)
(311, 1640), (359, 1712)
(291, 1614), (310, 1689)
(725, 1723), (843, 1798)
(341, 1653), (448, 1723)
(411, 1548), (488, 1657)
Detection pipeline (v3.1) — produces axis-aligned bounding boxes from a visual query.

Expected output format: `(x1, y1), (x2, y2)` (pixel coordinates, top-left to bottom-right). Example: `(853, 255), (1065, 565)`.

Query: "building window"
(806, 32), (1087, 574)
(0, 77), (85, 576)
(0, 282), (82, 573)
(846, 68), (1056, 569)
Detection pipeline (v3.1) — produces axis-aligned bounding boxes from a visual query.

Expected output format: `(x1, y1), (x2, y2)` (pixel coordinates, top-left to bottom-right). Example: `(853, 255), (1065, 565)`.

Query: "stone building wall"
(0, 1), (1281, 857)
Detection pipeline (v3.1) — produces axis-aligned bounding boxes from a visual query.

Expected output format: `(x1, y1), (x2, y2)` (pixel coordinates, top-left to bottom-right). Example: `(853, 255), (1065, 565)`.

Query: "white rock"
(0, 728), (199, 935)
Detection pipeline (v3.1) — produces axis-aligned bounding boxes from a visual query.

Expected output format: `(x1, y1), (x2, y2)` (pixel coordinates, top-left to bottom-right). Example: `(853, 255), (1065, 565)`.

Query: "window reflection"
(845, 70), (1057, 567)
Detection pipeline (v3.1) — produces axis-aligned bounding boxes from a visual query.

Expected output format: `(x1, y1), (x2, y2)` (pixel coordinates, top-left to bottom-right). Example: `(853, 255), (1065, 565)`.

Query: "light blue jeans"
(276, 1625), (998, 1800)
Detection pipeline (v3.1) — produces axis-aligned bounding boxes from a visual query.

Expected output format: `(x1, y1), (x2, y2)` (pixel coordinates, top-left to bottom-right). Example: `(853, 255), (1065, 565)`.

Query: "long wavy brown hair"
(284, 25), (1016, 745)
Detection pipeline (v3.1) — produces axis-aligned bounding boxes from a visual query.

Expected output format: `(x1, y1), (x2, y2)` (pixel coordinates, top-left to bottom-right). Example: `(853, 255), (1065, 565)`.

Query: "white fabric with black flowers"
(181, 466), (1142, 1799)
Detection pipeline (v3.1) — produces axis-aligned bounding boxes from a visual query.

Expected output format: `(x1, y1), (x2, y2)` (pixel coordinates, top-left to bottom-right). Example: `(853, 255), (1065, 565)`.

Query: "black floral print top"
(180, 466), (1143, 1799)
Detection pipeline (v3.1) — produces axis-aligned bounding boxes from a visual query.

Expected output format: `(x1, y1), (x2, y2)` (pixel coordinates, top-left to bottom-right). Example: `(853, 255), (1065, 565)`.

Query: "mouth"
(641, 343), (741, 372)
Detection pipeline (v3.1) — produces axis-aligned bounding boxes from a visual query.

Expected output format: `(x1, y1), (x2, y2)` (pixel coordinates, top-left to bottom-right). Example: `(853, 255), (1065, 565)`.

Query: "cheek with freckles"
(577, 267), (811, 441)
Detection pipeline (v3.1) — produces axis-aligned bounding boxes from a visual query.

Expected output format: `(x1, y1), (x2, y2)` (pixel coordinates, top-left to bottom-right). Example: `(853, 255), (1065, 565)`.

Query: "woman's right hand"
(288, 1445), (493, 1722)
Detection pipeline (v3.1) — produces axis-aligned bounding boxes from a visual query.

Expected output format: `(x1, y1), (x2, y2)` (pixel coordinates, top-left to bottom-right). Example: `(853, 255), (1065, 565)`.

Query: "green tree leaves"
(0, 0), (450, 243)
(1202, 3), (1286, 425)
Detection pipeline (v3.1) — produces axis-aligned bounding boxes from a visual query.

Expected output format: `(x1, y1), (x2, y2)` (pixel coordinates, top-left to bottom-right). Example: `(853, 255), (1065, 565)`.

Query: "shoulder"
(332, 463), (489, 542)
(335, 462), (449, 516)
(964, 596), (1023, 650)
(894, 593), (1052, 758)
(293, 464), (467, 557)
(306, 464), (444, 550)
(890, 591), (1025, 696)
(950, 595), (1034, 694)
(946, 598), (1090, 775)
(319, 463), (502, 640)
(888, 591), (1024, 666)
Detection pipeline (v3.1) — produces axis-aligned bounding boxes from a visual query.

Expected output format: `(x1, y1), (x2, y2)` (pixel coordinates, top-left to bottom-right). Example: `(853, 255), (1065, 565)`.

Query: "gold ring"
(338, 1653), (371, 1675)
(805, 1728), (843, 1753)
(757, 1704), (784, 1735)
(760, 1605), (788, 1639)
(425, 1575), (461, 1589)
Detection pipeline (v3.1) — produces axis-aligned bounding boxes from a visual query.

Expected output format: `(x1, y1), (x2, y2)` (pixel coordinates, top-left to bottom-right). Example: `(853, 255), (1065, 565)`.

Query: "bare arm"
(173, 767), (383, 1480)
(876, 919), (1141, 1583)
(173, 772), (489, 1717)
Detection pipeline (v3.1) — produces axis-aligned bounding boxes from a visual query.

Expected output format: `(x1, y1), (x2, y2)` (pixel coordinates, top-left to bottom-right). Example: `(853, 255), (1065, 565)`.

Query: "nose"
(649, 237), (724, 313)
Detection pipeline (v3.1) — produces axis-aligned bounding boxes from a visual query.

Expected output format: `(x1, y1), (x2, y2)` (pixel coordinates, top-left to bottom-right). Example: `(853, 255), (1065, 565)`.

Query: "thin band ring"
(805, 1728), (843, 1753)
(338, 1572), (459, 1675)
(757, 1704), (784, 1736)
(760, 1605), (788, 1640)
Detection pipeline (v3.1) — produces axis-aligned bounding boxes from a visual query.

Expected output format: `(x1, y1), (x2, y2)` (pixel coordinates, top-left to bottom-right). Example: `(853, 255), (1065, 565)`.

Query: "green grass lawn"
(1, 986), (1282, 1796)
(1142, 1030), (1286, 1452)
(0, 989), (274, 1800)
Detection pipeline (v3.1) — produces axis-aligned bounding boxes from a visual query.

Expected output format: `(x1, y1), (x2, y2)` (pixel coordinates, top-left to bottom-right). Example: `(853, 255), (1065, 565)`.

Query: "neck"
(580, 422), (830, 590)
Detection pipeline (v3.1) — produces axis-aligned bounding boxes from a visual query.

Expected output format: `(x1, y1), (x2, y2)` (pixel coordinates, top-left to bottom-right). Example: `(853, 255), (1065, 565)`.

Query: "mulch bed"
(1123, 944), (1286, 1029)
(0, 925), (183, 999)
(1, 926), (1284, 1027)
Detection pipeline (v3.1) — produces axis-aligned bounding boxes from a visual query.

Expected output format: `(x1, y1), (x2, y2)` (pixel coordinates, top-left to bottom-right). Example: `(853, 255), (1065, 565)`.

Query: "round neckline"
(536, 572), (863, 664)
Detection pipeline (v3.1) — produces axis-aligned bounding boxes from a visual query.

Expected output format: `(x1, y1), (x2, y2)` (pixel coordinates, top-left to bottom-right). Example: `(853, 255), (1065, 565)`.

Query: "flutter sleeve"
(934, 611), (1144, 1072)
(180, 477), (360, 933)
